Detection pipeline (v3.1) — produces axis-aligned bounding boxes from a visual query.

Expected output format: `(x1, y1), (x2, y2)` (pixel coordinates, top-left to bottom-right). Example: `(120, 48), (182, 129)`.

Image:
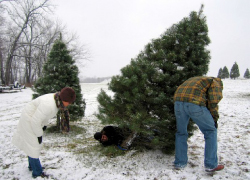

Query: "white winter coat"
(12, 93), (59, 158)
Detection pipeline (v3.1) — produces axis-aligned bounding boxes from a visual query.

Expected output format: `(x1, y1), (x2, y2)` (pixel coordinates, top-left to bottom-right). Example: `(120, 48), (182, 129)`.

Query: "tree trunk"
(0, 46), (4, 84)
(25, 43), (32, 84)
(5, 30), (24, 85)
(5, 0), (51, 85)
(120, 131), (137, 149)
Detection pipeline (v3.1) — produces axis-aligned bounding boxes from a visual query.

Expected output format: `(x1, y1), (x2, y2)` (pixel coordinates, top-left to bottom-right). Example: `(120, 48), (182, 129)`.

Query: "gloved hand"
(214, 121), (218, 129)
(38, 136), (42, 144)
(43, 126), (47, 131)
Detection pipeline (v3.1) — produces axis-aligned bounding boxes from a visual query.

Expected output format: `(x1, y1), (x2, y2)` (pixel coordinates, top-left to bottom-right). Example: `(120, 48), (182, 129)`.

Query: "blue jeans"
(174, 101), (218, 169)
(28, 156), (43, 177)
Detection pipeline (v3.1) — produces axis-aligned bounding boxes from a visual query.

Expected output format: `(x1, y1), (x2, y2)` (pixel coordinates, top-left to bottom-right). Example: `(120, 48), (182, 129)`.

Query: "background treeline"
(81, 77), (111, 83)
(217, 62), (249, 79)
(0, 0), (89, 86)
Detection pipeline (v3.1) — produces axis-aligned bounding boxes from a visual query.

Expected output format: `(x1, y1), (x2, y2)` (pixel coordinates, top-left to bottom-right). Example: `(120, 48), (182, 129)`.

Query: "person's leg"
(186, 103), (218, 169)
(28, 157), (32, 171)
(174, 101), (190, 168)
(28, 156), (43, 177)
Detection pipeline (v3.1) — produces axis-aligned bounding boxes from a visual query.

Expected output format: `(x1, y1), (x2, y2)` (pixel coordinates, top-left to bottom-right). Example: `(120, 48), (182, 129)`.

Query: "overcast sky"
(53, 0), (249, 78)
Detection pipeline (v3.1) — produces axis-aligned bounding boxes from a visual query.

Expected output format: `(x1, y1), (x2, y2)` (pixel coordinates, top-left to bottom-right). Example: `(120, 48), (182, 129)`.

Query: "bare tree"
(61, 30), (91, 70)
(2, 0), (89, 85)
(32, 19), (62, 81)
(29, 19), (90, 83)
(4, 0), (53, 85)
(0, 3), (6, 84)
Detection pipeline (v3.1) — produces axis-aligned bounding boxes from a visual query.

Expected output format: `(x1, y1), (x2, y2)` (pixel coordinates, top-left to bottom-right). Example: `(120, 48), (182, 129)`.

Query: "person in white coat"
(12, 87), (76, 178)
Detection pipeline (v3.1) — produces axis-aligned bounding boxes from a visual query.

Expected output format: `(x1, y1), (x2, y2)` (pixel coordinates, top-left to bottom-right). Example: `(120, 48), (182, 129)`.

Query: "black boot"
(33, 172), (49, 179)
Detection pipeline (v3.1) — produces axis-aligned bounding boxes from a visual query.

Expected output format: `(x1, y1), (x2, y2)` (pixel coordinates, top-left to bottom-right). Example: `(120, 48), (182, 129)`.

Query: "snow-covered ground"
(0, 79), (249, 180)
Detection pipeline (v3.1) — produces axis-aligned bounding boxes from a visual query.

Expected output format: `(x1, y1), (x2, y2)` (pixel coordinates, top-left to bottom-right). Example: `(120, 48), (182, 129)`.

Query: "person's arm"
(30, 102), (51, 138)
(101, 141), (113, 146)
(207, 80), (223, 122)
(113, 127), (125, 146)
(207, 101), (219, 121)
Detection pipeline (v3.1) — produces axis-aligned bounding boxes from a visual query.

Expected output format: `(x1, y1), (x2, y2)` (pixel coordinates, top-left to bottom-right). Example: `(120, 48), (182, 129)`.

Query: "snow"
(0, 79), (249, 180)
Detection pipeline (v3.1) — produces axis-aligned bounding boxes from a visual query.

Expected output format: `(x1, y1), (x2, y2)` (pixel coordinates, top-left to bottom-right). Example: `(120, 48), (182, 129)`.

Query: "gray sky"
(54, 0), (249, 78)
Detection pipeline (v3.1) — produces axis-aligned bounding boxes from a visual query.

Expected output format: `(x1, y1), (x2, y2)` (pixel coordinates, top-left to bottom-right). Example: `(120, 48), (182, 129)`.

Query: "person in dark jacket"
(173, 76), (224, 172)
(94, 126), (124, 146)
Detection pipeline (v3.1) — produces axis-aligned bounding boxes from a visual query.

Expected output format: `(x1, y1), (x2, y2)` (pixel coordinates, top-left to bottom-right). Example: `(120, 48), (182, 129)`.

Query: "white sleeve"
(30, 102), (51, 137)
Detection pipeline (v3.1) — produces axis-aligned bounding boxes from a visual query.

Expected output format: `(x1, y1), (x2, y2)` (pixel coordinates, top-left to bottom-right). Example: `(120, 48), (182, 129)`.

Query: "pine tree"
(222, 66), (229, 79)
(217, 68), (223, 78)
(230, 62), (240, 79)
(97, 5), (210, 153)
(32, 37), (85, 130)
(244, 68), (250, 79)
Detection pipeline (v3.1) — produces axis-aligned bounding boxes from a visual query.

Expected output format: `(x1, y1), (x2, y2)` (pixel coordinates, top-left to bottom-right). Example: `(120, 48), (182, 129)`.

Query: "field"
(0, 79), (249, 180)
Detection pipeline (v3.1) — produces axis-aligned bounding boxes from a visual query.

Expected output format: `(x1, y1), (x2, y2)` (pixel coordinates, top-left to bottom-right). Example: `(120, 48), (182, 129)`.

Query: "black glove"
(214, 121), (218, 129)
(43, 126), (47, 131)
(38, 136), (42, 144)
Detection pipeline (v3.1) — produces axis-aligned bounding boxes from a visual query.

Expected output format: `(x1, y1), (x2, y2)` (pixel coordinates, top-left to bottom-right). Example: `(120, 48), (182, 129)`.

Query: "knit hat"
(60, 87), (76, 103)
(94, 132), (102, 141)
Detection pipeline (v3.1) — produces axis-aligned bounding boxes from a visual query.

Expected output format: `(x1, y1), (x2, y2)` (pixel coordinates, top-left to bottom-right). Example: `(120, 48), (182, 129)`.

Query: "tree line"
(0, 0), (88, 86)
(81, 77), (111, 83)
(217, 62), (249, 79)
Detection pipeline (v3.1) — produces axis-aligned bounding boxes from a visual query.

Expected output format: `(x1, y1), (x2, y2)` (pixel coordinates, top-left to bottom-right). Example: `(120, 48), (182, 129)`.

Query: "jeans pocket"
(188, 104), (204, 117)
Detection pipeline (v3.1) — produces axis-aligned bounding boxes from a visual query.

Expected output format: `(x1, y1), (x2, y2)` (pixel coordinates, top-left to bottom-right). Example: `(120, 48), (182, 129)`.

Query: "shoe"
(32, 172), (49, 178)
(174, 164), (187, 170)
(40, 172), (49, 178)
(174, 166), (185, 170)
(205, 165), (224, 172)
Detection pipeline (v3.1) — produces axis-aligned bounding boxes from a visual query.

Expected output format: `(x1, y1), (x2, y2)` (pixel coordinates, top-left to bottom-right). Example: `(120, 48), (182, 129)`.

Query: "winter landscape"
(0, 79), (249, 180)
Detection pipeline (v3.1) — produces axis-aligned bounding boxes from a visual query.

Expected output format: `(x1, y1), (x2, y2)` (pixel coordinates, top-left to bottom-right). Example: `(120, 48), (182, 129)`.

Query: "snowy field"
(0, 79), (249, 180)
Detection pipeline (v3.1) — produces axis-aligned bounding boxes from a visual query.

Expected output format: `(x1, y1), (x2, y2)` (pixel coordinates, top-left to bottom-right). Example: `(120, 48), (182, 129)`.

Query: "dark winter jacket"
(100, 126), (124, 146)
